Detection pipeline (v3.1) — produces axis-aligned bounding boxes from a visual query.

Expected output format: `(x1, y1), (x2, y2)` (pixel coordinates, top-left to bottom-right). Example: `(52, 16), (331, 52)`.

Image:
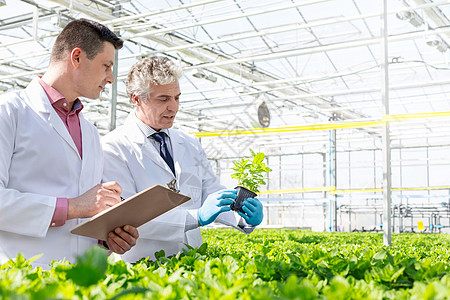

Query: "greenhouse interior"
(1, 0), (450, 299)
(2, 0), (448, 234)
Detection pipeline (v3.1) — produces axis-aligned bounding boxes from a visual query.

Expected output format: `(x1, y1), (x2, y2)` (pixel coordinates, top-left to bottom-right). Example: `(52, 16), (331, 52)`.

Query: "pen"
(120, 196), (125, 201)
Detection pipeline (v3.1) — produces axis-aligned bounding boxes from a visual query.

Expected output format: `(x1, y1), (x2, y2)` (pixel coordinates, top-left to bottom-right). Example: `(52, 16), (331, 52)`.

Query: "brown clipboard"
(70, 184), (191, 241)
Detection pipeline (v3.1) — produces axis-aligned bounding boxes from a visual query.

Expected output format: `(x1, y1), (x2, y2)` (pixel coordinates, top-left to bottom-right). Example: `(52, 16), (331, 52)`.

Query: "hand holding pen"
(67, 181), (123, 219)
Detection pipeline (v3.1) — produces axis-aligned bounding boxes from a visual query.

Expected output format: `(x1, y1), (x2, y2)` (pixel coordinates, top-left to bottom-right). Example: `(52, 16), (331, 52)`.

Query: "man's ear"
(70, 48), (82, 68)
(132, 94), (140, 105)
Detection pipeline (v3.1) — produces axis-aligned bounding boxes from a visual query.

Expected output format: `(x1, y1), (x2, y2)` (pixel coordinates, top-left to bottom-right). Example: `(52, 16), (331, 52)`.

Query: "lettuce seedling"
(230, 149), (271, 212)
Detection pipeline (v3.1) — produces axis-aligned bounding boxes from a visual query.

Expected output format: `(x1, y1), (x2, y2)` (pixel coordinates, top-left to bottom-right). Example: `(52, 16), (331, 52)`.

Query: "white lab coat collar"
(125, 111), (187, 177)
(23, 77), (81, 159)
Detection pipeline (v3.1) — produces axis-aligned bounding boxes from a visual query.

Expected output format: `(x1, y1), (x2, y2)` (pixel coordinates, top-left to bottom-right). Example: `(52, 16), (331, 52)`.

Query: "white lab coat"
(0, 77), (103, 268)
(102, 112), (254, 263)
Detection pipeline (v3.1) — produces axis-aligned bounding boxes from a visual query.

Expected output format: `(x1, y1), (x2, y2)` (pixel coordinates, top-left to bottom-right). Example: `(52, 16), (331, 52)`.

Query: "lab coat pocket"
(179, 167), (202, 208)
(179, 185), (202, 209)
(180, 164), (202, 185)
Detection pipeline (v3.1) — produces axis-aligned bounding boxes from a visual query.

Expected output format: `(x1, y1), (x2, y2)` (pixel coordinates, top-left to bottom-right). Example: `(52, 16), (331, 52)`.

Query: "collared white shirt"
(133, 111), (174, 157)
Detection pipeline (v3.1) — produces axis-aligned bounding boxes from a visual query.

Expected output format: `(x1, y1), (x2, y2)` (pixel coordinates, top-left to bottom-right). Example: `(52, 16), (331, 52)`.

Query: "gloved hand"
(238, 197), (263, 226)
(198, 190), (237, 226)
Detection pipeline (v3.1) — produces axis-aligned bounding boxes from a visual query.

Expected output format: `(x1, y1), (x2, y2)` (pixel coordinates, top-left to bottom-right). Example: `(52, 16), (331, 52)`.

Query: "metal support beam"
(381, 0), (392, 246)
(328, 128), (337, 232)
(109, 47), (119, 132)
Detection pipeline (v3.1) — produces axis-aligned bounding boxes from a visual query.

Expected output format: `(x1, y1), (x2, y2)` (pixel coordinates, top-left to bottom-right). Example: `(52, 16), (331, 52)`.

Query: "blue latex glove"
(198, 190), (237, 226)
(238, 197), (263, 226)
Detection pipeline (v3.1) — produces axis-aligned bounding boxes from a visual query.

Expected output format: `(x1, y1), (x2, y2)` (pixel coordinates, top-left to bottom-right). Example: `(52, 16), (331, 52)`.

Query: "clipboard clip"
(166, 179), (179, 193)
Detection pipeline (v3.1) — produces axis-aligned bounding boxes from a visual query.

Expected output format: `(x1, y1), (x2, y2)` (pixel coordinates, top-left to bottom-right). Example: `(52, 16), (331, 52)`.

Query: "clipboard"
(70, 184), (190, 241)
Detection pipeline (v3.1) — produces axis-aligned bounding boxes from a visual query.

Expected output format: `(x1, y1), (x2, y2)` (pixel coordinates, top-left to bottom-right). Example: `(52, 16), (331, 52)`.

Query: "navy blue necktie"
(152, 132), (175, 175)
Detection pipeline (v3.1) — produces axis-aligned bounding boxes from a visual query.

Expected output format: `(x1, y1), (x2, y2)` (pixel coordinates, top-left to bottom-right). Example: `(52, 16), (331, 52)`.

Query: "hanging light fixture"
(192, 69), (217, 82)
(192, 69), (207, 79)
(396, 10), (424, 27)
(257, 101), (270, 128)
(426, 34), (448, 52)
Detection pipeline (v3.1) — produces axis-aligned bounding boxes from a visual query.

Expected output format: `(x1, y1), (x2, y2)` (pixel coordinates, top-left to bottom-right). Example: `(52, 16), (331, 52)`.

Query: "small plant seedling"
(231, 149), (271, 193)
(230, 149), (271, 212)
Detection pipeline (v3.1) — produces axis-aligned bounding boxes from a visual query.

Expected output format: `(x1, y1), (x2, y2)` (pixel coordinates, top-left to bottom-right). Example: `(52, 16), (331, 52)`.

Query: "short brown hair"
(51, 18), (123, 62)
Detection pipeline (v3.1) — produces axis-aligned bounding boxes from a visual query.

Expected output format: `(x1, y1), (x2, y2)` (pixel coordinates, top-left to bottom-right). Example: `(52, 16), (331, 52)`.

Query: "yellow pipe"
(259, 186), (335, 194)
(260, 185), (450, 195)
(193, 111), (450, 137)
(194, 121), (383, 137)
(383, 111), (450, 121)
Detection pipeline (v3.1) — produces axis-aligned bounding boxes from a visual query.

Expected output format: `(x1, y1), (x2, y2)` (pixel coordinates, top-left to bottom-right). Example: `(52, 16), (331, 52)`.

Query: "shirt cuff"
(186, 209), (200, 231)
(50, 197), (68, 227)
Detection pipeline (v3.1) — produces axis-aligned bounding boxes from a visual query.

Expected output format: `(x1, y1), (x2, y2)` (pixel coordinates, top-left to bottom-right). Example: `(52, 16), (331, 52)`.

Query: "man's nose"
(167, 98), (178, 111)
(106, 68), (114, 84)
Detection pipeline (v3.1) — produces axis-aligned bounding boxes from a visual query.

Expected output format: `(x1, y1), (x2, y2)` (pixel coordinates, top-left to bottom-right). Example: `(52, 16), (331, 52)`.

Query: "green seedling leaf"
(253, 152), (265, 164)
(65, 246), (108, 287)
(230, 148), (271, 193)
(198, 243), (208, 255)
(155, 249), (166, 260)
(109, 287), (151, 300)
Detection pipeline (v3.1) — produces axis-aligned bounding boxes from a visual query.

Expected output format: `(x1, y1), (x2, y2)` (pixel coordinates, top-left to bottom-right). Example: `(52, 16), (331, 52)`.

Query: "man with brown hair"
(0, 18), (138, 268)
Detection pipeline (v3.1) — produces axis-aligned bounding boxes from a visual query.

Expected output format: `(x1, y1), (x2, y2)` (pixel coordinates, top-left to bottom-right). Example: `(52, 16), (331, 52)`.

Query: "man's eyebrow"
(157, 93), (182, 98)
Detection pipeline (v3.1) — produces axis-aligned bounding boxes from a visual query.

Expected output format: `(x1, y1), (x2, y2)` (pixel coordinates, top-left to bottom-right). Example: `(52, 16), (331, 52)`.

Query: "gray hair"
(126, 56), (183, 103)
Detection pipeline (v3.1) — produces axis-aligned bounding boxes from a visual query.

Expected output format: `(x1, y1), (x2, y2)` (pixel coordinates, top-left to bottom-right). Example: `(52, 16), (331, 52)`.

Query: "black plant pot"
(230, 186), (257, 213)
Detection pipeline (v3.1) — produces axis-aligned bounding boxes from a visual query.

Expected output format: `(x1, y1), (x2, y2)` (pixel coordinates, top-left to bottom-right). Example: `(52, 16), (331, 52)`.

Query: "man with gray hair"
(102, 56), (263, 262)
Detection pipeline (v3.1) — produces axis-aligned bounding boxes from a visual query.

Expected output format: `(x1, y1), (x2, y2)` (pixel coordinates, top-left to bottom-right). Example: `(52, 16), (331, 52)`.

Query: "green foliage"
(1, 230), (450, 299)
(230, 148), (272, 193)
(65, 245), (109, 287)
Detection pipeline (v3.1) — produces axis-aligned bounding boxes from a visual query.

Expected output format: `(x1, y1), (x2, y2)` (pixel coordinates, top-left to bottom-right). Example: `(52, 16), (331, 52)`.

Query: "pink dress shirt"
(38, 78), (83, 227)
